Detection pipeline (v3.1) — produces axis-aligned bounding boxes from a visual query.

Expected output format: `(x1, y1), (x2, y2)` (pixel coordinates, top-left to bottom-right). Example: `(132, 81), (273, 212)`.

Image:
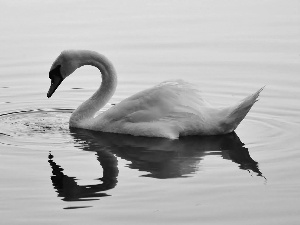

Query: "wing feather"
(101, 80), (208, 123)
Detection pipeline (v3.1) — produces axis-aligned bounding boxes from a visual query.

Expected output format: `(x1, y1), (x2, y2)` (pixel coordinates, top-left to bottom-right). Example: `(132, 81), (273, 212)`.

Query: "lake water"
(0, 1), (299, 224)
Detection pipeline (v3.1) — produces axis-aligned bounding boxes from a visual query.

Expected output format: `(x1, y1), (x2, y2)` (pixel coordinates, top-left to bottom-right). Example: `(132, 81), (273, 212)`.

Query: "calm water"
(1, 1), (300, 224)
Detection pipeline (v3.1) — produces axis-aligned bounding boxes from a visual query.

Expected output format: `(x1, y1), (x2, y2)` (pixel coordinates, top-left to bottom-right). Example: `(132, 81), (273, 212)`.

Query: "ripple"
(0, 108), (74, 150)
(246, 115), (296, 142)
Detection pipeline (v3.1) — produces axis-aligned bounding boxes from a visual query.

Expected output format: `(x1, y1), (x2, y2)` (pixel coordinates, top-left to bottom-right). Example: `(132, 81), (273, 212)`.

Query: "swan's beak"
(47, 74), (63, 98)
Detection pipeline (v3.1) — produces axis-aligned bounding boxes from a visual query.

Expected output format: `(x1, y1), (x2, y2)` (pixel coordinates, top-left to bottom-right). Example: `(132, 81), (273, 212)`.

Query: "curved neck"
(70, 51), (117, 126)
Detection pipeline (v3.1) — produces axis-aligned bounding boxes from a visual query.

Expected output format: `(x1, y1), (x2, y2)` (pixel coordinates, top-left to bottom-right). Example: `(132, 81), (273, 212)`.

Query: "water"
(0, 0), (300, 224)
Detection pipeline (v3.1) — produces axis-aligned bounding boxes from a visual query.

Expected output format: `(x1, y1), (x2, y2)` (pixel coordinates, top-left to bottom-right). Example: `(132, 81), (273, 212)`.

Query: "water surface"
(0, 1), (300, 224)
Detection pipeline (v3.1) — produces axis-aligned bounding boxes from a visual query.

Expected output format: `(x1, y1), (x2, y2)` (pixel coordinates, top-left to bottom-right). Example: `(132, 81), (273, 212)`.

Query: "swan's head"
(47, 50), (81, 98)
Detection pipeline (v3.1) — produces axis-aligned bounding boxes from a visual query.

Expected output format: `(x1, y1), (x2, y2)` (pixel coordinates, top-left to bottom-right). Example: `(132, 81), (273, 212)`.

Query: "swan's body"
(47, 50), (263, 139)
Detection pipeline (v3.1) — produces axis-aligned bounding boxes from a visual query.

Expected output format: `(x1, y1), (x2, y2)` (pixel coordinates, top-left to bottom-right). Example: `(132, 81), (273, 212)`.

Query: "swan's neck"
(70, 51), (117, 127)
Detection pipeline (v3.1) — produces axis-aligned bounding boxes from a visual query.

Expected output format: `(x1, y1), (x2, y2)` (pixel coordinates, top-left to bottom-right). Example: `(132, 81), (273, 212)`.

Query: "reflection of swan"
(47, 50), (263, 139)
(70, 128), (263, 178)
(48, 129), (263, 202)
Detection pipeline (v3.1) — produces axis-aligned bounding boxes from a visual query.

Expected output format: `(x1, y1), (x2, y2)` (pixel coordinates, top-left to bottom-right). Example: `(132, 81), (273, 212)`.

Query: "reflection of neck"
(70, 51), (117, 127)
(48, 150), (118, 202)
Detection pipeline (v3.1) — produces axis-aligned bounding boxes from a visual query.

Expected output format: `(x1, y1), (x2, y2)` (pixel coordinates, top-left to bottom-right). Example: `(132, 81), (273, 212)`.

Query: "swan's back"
(87, 80), (262, 139)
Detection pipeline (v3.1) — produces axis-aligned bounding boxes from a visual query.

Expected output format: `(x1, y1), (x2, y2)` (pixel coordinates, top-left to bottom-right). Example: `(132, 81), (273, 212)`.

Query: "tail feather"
(222, 87), (264, 133)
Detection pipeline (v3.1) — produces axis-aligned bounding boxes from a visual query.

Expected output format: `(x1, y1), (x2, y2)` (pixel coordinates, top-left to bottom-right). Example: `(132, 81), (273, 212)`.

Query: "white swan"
(47, 50), (263, 139)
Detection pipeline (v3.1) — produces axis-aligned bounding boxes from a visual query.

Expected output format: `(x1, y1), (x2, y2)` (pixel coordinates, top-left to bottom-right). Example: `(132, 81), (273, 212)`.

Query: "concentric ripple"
(0, 108), (74, 150)
(245, 113), (299, 142)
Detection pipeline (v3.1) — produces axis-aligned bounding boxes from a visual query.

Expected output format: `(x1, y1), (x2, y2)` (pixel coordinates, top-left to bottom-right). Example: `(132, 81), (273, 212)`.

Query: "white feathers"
(50, 50), (263, 139)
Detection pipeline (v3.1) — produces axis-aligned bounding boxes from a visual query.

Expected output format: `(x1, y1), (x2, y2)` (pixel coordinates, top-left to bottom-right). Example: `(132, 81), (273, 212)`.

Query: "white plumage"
(47, 50), (263, 139)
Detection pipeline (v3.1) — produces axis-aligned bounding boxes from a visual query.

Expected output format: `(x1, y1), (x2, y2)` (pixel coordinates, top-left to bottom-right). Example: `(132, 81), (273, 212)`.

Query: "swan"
(47, 50), (263, 139)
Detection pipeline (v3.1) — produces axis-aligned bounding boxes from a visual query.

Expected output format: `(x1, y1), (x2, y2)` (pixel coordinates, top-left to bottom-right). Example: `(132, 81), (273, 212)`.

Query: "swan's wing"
(95, 80), (209, 124)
